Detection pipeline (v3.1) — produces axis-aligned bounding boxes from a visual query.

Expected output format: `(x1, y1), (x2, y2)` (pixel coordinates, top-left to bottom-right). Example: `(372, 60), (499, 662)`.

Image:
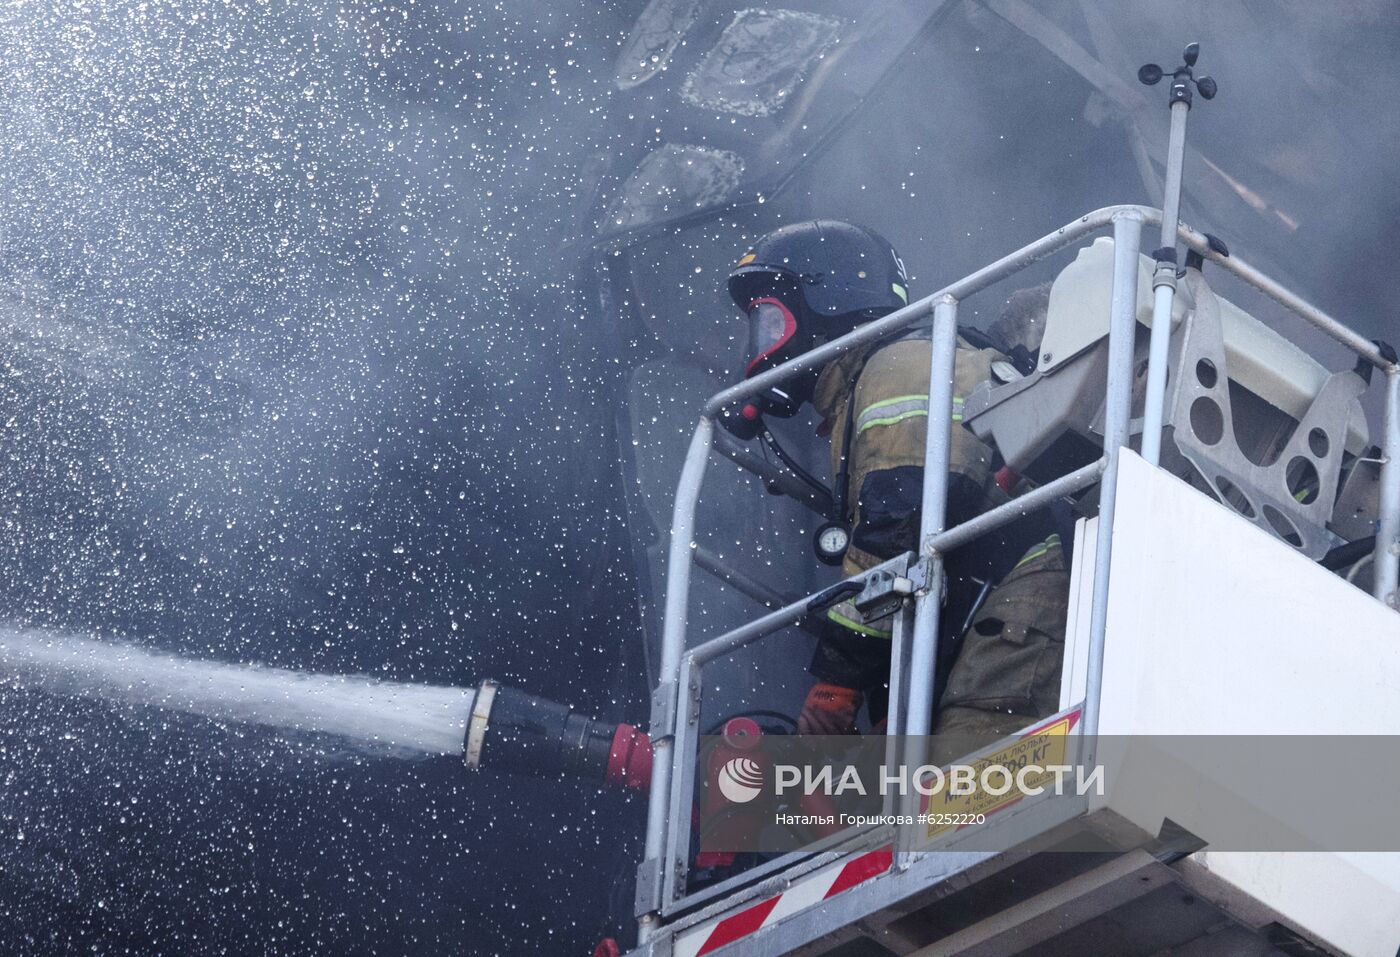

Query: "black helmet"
(719, 221), (912, 440)
(728, 220), (910, 321)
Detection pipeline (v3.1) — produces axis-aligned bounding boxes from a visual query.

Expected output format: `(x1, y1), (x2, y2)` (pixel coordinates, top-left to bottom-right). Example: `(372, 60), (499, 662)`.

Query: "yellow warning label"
(922, 715), (1074, 842)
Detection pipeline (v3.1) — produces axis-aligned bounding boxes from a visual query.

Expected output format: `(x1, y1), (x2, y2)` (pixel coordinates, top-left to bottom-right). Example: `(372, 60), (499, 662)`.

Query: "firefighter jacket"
(938, 533), (1069, 717)
(811, 332), (1010, 639)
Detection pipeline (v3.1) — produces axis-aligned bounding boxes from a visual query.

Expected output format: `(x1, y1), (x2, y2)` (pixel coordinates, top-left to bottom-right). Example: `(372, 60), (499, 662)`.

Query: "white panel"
(1096, 451), (1400, 957)
(1194, 851), (1400, 956)
(1100, 451), (1400, 736)
(1060, 516), (1095, 711)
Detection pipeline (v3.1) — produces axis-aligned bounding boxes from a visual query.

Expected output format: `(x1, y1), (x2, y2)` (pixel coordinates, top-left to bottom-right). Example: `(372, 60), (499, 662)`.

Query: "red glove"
(798, 683), (863, 735)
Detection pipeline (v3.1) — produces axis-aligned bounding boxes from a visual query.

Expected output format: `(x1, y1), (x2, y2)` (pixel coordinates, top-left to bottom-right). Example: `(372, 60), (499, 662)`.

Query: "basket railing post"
(1374, 368), (1400, 610)
(896, 297), (959, 863)
(1081, 211), (1144, 756)
(637, 417), (713, 937)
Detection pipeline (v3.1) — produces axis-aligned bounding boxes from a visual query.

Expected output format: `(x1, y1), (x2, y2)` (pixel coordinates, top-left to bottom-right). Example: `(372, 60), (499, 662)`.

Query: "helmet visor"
(743, 298), (798, 378)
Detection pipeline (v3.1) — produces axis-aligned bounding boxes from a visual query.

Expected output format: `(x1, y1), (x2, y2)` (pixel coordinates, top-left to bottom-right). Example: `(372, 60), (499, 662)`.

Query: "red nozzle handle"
(605, 723), (652, 791)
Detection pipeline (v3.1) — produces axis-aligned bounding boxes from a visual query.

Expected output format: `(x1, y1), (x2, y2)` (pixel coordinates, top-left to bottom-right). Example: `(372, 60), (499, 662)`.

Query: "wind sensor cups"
(1138, 41), (1218, 107)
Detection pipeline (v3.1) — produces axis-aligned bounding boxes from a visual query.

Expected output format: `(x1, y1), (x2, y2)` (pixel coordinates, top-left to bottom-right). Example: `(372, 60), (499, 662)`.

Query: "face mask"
(742, 296), (822, 411)
(743, 298), (799, 378)
(720, 296), (822, 438)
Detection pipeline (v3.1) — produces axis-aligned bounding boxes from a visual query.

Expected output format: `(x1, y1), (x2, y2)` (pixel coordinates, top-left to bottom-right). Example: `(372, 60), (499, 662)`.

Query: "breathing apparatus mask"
(720, 290), (827, 440)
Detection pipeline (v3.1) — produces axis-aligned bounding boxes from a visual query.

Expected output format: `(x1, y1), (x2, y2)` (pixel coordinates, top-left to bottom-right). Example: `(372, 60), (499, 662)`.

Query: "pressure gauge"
(813, 521), (851, 566)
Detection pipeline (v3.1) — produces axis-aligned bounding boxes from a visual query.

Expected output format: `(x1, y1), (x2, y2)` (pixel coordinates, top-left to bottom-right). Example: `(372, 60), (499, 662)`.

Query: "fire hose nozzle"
(463, 679), (651, 791)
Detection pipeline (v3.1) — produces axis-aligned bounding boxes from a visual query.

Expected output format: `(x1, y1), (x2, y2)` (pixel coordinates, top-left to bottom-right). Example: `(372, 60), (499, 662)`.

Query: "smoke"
(0, 626), (473, 756)
(778, 1), (1400, 347)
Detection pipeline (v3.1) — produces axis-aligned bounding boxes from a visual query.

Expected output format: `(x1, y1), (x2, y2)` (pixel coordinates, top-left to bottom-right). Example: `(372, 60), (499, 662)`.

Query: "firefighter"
(721, 221), (1053, 736)
(931, 282), (1071, 754)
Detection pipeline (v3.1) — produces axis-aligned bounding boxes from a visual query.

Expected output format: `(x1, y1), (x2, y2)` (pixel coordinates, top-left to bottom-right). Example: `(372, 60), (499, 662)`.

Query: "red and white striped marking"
(673, 846), (893, 957)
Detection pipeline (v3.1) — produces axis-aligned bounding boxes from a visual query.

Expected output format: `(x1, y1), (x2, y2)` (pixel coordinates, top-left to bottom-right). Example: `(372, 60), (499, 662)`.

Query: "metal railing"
(635, 205), (1400, 939)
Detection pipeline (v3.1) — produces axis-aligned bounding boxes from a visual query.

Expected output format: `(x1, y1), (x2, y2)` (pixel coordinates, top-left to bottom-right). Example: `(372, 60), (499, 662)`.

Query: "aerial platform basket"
(627, 205), (1400, 957)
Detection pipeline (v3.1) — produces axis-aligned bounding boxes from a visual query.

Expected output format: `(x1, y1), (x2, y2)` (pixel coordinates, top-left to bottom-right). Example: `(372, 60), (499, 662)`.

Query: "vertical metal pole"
(896, 296), (963, 861)
(1157, 101), (1189, 258)
(897, 298), (957, 862)
(1374, 368), (1400, 610)
(1081, 214), (1144, 754)
(1139, 99), (1190, 466)
(661, 655), (701, 907)
(905, 298), (958, 737)
(639, 417), (713, 936)
(884, 600), (915, 741)
(883, 599), (915, 818)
